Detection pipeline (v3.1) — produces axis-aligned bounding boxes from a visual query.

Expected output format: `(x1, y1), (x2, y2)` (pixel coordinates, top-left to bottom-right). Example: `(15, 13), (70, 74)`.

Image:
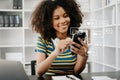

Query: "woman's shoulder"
(37, 36), (52, 44)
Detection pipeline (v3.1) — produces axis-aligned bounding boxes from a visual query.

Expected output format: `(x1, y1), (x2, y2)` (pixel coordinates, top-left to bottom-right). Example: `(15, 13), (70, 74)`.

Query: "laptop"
(0, 60), (29, 80)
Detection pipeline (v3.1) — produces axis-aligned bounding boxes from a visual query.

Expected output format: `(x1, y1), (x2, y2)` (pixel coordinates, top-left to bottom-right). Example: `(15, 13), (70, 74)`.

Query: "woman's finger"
(70, 45), (80, 53)
(72, 41), (82, 49)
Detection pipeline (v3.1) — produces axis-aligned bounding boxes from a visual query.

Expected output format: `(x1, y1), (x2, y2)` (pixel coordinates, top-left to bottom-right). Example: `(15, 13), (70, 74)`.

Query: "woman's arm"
(36, 39), (72, 76)
(36, 51), (58, 76)
(74, 54), (88, 75)
(70, 38), (88, 75)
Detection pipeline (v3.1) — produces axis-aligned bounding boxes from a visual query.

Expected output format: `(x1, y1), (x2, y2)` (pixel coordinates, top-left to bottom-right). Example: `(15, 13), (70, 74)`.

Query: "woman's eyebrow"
(53, 13), (67, 17)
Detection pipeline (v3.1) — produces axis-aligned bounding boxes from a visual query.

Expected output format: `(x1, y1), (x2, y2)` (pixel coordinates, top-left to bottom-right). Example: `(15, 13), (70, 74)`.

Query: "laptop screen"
(0, 60), (29, 80)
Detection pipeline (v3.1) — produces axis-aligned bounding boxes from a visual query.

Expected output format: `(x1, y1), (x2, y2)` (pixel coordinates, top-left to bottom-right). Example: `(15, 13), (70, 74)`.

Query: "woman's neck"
(56, 33), (68, 40)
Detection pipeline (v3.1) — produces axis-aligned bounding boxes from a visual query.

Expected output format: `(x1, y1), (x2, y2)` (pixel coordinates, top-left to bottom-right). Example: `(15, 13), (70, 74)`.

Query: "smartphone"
(72, 32), (86, 46)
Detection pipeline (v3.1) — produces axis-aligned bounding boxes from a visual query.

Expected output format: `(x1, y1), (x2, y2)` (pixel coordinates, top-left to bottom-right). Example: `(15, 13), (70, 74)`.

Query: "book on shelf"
(0, 15), (4, 27)
(13, 0), (18, 9)
(13, 0), (22, 9)
(4, 15), (9, 27)
(14, 15), (20, 27)
(9, 15), (15, 27)
(18, 0), (22, 9)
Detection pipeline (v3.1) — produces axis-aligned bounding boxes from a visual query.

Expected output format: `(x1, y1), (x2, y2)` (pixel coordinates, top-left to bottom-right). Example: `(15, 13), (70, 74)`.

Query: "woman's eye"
(54, 17), (59, 20)
(64, 14), (69, 18)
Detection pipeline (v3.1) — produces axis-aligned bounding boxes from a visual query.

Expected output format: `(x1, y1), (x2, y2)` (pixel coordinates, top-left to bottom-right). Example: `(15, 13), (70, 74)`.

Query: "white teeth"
(59, 23), (67, 27)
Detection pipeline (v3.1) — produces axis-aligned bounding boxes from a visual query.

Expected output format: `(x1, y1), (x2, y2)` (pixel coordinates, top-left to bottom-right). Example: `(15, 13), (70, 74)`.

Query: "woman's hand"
(70, 38), (88, 57)
(53, 38), (72, 56)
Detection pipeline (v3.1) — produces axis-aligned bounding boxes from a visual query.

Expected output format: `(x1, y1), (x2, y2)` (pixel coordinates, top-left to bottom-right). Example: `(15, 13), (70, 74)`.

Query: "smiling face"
(52, 6), (71, 36)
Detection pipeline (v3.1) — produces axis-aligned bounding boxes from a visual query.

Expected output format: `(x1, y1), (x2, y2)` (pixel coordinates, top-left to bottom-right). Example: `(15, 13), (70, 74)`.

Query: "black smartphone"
(72, 32), (86, 46)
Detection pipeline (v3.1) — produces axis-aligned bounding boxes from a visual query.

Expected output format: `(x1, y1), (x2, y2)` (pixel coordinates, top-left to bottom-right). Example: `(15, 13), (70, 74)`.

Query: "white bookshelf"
(89, 0), (120, 72)
(0, 0), (39, 75)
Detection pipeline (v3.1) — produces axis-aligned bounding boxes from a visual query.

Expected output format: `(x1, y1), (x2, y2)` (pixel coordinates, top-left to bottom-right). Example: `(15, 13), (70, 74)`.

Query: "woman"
(31, 0), (88, 76)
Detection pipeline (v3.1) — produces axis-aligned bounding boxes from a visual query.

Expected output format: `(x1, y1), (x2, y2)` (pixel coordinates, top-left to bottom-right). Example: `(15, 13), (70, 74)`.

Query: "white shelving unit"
(89, 0), (120, 72)
(0, 0), (39, 75)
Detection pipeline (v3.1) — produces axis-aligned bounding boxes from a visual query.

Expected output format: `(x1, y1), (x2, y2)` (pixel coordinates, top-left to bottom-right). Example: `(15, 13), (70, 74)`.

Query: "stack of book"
(0, 15), (20, 27)
(13, 0), (22, 9)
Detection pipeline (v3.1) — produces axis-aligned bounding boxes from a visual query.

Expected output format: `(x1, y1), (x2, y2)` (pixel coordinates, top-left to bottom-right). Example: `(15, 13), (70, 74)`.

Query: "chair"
(31, 60), (36, 75)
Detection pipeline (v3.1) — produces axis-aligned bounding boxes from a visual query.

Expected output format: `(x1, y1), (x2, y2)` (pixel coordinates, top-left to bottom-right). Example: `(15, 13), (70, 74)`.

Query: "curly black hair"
(31, 0), (83, 41)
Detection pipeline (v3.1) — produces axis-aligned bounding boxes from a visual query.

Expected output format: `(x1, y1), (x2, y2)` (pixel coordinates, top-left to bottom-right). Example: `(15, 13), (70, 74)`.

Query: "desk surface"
(28, 71), (120, 80)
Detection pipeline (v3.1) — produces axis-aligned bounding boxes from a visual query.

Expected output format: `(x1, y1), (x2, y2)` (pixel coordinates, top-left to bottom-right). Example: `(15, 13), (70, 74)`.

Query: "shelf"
(24, 29), (38, 46)
(103, 24), (116, 28)
(0, 29), (23, 46)
(83, 0), (118, 73)
(104, 27), (116, 46)
(24, 9), (33, 12)
(104, 47), (116, 67)
(82, 11), (90, 14)
(104, 45), (116, 48)
(0, 45), (23, 48)
(0, 12), (23, 27)
(104, 6), (116, 25)
(91, 29), (103, 45)
(24, 0), (40, 10)
(117, 4), (120, 24)
(24, 44), (36, 47)
(87, 46), (97, 57)
(104, 3), (116, 9)
(93, 8), (103, 12)
(91, 46), (103, 63)
(93, 61), (117, 71)
(0, 9), (22, 12)
(0, 0), (17, 10)
(25, 47), (36, 63)
(24, 27), (31, 30)
(103, 63), (117, 69)
(93, 61), (104, 66)
(0, 47), (23, 60)
(76, 0), (90, 13)
(91, 0), (103, 11)
(0, 27), (23, 30)
(118, 24), (120, 26)
(89, 43), (103, 47)
(25, 62), (31, 65)
(24, 12), (32, 28)
(118, 0), (120, 5)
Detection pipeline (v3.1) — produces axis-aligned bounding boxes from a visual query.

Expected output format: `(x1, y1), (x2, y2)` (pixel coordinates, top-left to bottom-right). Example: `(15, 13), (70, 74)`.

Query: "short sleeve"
(35, 36), (47, 54)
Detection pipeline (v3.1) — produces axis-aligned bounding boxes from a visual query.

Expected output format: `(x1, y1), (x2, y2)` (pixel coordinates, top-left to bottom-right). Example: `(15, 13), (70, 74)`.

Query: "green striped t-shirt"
(35, 36), (77, 75)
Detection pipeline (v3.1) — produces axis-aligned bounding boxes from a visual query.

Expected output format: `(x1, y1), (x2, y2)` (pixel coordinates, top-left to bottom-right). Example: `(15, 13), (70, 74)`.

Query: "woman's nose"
(60, 17), (66, 24)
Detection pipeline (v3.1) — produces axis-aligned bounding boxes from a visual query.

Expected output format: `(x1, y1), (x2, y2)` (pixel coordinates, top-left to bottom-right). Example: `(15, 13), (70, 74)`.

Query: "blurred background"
(0, 0), (120, 75)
